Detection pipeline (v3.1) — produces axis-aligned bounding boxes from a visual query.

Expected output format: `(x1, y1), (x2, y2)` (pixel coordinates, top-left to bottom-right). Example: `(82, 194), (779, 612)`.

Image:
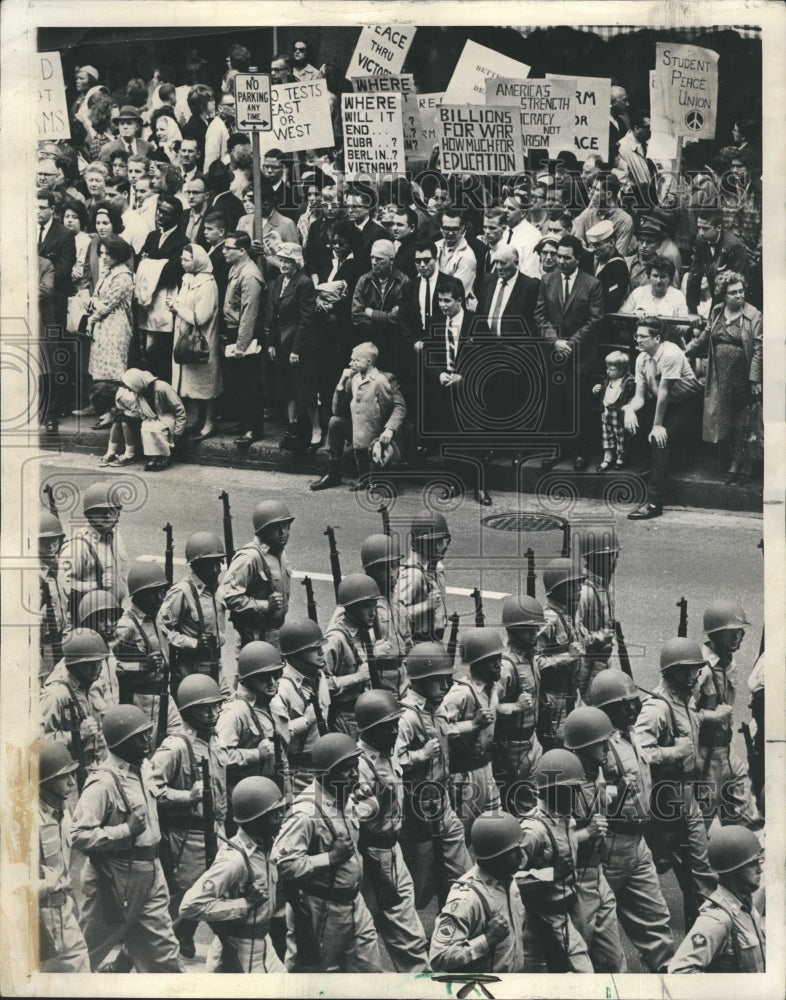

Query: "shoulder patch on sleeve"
(202, 878), (216, 896)
(691, 932), (708, 948)
(436, 916), (457, 941)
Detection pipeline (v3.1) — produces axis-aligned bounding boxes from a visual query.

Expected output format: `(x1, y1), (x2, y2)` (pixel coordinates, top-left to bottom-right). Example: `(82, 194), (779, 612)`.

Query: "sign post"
(234, 70), (272, 241)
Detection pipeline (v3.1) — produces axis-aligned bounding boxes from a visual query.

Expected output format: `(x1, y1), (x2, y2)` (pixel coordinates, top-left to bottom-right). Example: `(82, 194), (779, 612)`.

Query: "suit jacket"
(265, 269), (317, 356)
(207, 242), (230, 313)
(393, 233), (418, 279)
(420, 308), (476, 435)
(139, 226), (190, 291)
(39, 220), (76, 324)
(590, 254), (630, 313)
(535, 269), (605, 374)
(400, 269), (451, 344)
(354, 219), (391, 272)
(477, 271), (539, 336)
(177, 209), (210, 250)
(685, 230), (749, 311)
(99, 136), (154, 165)
(211, 191), (245, 231)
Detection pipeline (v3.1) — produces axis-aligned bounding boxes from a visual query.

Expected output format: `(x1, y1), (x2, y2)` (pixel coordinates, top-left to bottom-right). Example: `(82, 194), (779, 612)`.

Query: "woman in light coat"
(113, 368), (186, 471)
(85, 235), (134, 423)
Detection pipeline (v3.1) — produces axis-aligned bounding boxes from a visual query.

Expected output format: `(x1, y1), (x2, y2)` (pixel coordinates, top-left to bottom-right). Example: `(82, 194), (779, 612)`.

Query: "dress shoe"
(474, 488), (492, 506)
(193, 426), (216, 440)
(71, 405), (95, 416)
(91, 418), (112, 430)
(627, 503), (663, 521)
(540, 456), (559, 471)
(234, 431), (256, 447)
(310, 471), (341, 491)
(573, 456), (588, 471)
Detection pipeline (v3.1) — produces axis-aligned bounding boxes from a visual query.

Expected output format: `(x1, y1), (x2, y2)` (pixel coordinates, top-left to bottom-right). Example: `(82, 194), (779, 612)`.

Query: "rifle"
(301, 576), (318, 624)
(430, 810), (450, 907)
(471, 588), (485, 628)
(311, 689), (329, 736)
(378, 504), (391, 537)
(201, 758), (218, 867)
(43, 484), (58, 517)
(676, 597), (688, 638)
(447, 612), (460, 666)
(561, 521), (571, 558)
(65, 702), (87, 792)
(526, 548), (536, 599)
(163, 523), (174, 587)
(613, 619), (633, 679)
(272, 729), (294, 808)
(219, 491), (235, 563)
(739, 721), (764, 804)
(360, 629), (382, 690)
(156, 659), (170, 748)
(324, 526), (342, 601)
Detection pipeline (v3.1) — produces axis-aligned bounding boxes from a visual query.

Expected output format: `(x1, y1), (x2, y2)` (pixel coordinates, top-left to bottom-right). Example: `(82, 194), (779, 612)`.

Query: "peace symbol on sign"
(685, 110), (704, 131)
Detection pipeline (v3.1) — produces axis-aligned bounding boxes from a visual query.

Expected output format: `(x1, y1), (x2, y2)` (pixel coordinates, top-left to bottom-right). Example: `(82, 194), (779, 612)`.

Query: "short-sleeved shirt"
(634, 340), (701, 403)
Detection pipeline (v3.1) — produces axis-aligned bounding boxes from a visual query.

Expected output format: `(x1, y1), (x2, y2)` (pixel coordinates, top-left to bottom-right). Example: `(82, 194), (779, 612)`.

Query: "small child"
(592, 351), (636, 470)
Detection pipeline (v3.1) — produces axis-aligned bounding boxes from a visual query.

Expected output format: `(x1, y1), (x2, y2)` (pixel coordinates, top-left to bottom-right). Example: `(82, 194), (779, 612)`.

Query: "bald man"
(477, 245), (539, 337)
(351, 238), (409, 374)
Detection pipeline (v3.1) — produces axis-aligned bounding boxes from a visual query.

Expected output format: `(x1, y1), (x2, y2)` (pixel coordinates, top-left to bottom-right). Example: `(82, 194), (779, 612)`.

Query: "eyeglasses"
(440, 225), (460, 233)
(293, 46), (307, 52)
(414, 258), (435, 266)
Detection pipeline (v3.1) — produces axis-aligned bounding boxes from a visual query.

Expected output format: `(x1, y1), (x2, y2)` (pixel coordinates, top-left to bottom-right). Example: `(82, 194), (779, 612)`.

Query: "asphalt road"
(39, 454), (764, 972)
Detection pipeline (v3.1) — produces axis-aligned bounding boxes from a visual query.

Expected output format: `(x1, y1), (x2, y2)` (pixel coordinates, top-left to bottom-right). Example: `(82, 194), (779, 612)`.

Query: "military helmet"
(703, 599), (750, 635)
(501, 595), (546, 627)
(708, 825), (762, 874)
(588, 670), (638, 708)
(128, 561), (169, 598)
(77, 589), (123, 626)
(462, 627), (504, 666)
(280, 619), (324, 657)
(83, 481), (122, 513)
(232, 776), (284, 823)
(312, 733), (361, 773)
(532, 748), (584, 787)
(542, 558), (584, 596)
(354, 690), (403, 733)
(471, 812), (523, 859)
(184, 531), (225, 564)
(39, 740), (78, 783)
(62, 627), (108, 665)
(361, 533), (401, 569)
(252, 500), (294, 534)
(580, 526), (620, 557)
(103, 704), (153, 748)
(404, 641), (453, 680)
(338, 573), (381, 608)
(660, 637), (706, 673)
(176, 675), (224, 711)
(237, 641), (285, 680)
(39, 511), (65, 539)
(410, 513), (449, 542)
(562, 706), (615, 750)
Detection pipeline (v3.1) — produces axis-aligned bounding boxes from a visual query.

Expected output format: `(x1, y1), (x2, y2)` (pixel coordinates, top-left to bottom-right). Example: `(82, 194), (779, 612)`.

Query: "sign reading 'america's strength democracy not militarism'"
(486, 76), (576, 158)
(438, 105), (525, 174)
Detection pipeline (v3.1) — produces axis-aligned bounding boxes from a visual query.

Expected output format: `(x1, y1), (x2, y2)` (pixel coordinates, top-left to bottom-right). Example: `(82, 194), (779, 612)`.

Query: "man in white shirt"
(204, 94), (235, 171)
(178, 139), (201, 186)
(435, 209), (477, 303)
(500, 192), (542, 261)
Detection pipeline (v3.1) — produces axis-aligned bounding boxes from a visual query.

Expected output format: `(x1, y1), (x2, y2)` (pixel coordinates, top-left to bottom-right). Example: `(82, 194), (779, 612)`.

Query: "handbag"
(173, 322), (210, 364)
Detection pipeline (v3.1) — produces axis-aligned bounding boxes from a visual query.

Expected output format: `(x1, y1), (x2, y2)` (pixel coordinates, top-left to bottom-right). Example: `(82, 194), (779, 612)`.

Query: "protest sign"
(346, 24), (416, 79)
(417, 92), (443, 149)
(36, 52), (70, 139)
(342, 92), (405, 177)
(444, 40), (531, 105)
(258, 79), (334, 154)
(547, 74), (610, 158)
(438, 105), (524, 174)
(653, 42), (718, 140)
(351, 74), (423, 159)
(486, 76), (575, 157)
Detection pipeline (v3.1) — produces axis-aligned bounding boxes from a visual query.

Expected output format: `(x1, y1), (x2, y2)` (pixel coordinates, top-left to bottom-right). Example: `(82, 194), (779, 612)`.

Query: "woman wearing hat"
(71, 64), (100, 121)
(265, 243), (321, 450)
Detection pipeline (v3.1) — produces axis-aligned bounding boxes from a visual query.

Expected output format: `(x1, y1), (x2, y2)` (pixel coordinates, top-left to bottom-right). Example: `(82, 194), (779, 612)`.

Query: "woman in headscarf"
(112, 368), (186, 471)
(265, 242), (321, 449)
(71, 65), (101, 122)
(167, 243), (222, 438)
(150, 106), (183, 165)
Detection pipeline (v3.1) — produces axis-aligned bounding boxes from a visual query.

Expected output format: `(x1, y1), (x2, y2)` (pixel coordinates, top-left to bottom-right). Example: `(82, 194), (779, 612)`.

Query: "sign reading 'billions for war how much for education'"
(342, 92), (406, 178)
(350, 74), (423, 159)
(438, 105), (525, 174)
(546, 74), (611, 158)
(345, 24), (416, 79)
(37, 51), (70, 139)
(653, 42), (719, 140)
(486, 76), (576, 158)
(443, 39), (531, 105)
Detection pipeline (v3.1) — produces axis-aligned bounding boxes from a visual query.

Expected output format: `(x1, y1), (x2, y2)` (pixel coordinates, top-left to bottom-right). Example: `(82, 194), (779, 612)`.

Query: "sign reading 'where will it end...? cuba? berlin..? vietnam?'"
(653, 42), (719, 140)
(346, 25), (416, 78)
(438, 106), (525, 174)
(486, 77), (575, 158)
(342, 93), (405, 177)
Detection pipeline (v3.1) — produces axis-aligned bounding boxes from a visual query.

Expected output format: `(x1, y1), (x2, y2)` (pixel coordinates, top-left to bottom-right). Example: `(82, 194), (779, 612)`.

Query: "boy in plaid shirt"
(592, 351), (635, 470)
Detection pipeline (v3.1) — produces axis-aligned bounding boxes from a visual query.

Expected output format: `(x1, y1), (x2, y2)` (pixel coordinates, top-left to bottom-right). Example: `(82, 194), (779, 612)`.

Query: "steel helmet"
(354, 690), (403, 733)
(562, 706), (615, 750)
(184, 531), (225, 564)
(83, 481), (122, 513)
(176, 674), (224, 711)
(128, 561), (169, 598)
(580, 526), (620, 557)
(588, 670), (638, 708)
(360, 533), (401, 569)
(410, 513), (449, 542)
(232, 776), (285, 823)
(462, 628), (504, 666)
(338, 573), (381, 608)
(62, 628), (108, 664)
(703, 600), (750, 635)
(471, 812), (523, 859)
(280, 619), (324, 657)
(237, 641), (285, 681)
(708, 825), (762, 874)
(39, 740), (78, 783)
(532, 748), (584, 787)
(77, 589), (123, 626)
(312, 732), (361, 773)
(501, 595), (546, 627)
(660, 637), (706, 673)
(103, 704), (153, 748)
(39, 511), (65, 538)
(404, 641), (454, 680)
(253, 500), (294, 534)
(543, 558), (584, 596)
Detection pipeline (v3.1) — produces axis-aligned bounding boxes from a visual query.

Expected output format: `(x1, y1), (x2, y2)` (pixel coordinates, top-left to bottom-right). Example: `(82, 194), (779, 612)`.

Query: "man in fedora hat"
(99, 105), (153, 164)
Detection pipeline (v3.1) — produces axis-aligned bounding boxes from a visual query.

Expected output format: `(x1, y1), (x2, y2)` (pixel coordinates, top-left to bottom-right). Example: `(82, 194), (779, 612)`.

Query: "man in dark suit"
(477, 245), (539, 336)
(203, 210), (230, 311)
(205, 161), (244, 231)
(535, 234), (605, 469)
(177, 172), (210, 249)
(99, 106), (153, 165)
(346, 189), (390, 272)
(390, 206), (419, 279)
(399, 240), (449, 418)
(685, 208), (750, 312)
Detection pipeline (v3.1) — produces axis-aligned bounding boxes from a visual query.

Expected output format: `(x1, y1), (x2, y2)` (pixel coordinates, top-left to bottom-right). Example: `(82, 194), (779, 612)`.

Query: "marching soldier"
(696, 599), (760, 828)
(397, 642), (472, 909)
(633, 638), (717, 911)
(323, 574), (378, 737)
(354, 690), (429, 973)
(61, 481), (129, 624)
(70, 705), (183, 972)
(535, 558), (586, 750)
(77, 589), (123, 707)
(180, 776), (287, 972)
(360, 532), (412, 696)
(37, 740), (90, 972)
(561, 706), (627, 972)
(516, 748), (593, 973)
(219, 501), (294, 651)
(586, 670), (675, 972)
(430, 813), (526, 973)
(112, 562), (183, 738)
(668, 826), (765, 972)
(495, 595), (545, 809)
(271, 620), (331, 793)
(151, 675), (228, 958)
(394, 514), (450, 643)
(576, 526), (620, 690)
(39, 510), (70, 686)
(442, 628), (501, 837)
(271, 733), (383, 972)
(158, 531), (226, 694)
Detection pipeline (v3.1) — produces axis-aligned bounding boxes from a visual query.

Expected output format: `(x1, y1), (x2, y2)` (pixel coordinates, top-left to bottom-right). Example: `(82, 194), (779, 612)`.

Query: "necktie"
(564, 275), (571, 302)
(39, 225), (45, 245)
(126, 140), (134, 154)
(423, 278), (431, 327)
(488, 279), (506, 335)
(447, 322), (457, 371)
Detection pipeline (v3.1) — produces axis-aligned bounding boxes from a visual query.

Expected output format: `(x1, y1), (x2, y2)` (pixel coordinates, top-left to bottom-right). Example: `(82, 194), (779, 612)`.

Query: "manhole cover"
(481, 512), (567, 532)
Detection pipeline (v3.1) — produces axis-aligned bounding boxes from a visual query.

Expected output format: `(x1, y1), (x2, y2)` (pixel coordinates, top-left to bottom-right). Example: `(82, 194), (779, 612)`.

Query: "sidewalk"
(40, 414), (764, 514)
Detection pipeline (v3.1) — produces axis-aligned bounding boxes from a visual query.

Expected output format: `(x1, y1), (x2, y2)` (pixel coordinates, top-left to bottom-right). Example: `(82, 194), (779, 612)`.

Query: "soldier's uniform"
(356, 738), (429, 972)
(271, 780), (382, 972)
(430, 864), (526, 972)
(180, 827), (285, 972)
(371, 592), (412, 696)
(61, 524), (129, 622)
(219, 538), (291, 651)
(40, 565), (70, 685)
(442, 675), (501, 837)
(40, 661), (114, 768)
(158, 570), (226, 693)
(271, 664), (331, 792)
(535, 600), (584, 749)
(668, 884), (766, 972)
(495, 643), (543, 799)
(576, 570), (615, 693)
(397, 687), (472, 909)
(38, 799), (90, 972)
(603, 727), (675, 971)
(70, 751), (182, 971)
(322, 612), (374, 738)
(395, 552), (448, 643)
(216, 687), (290, 796)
